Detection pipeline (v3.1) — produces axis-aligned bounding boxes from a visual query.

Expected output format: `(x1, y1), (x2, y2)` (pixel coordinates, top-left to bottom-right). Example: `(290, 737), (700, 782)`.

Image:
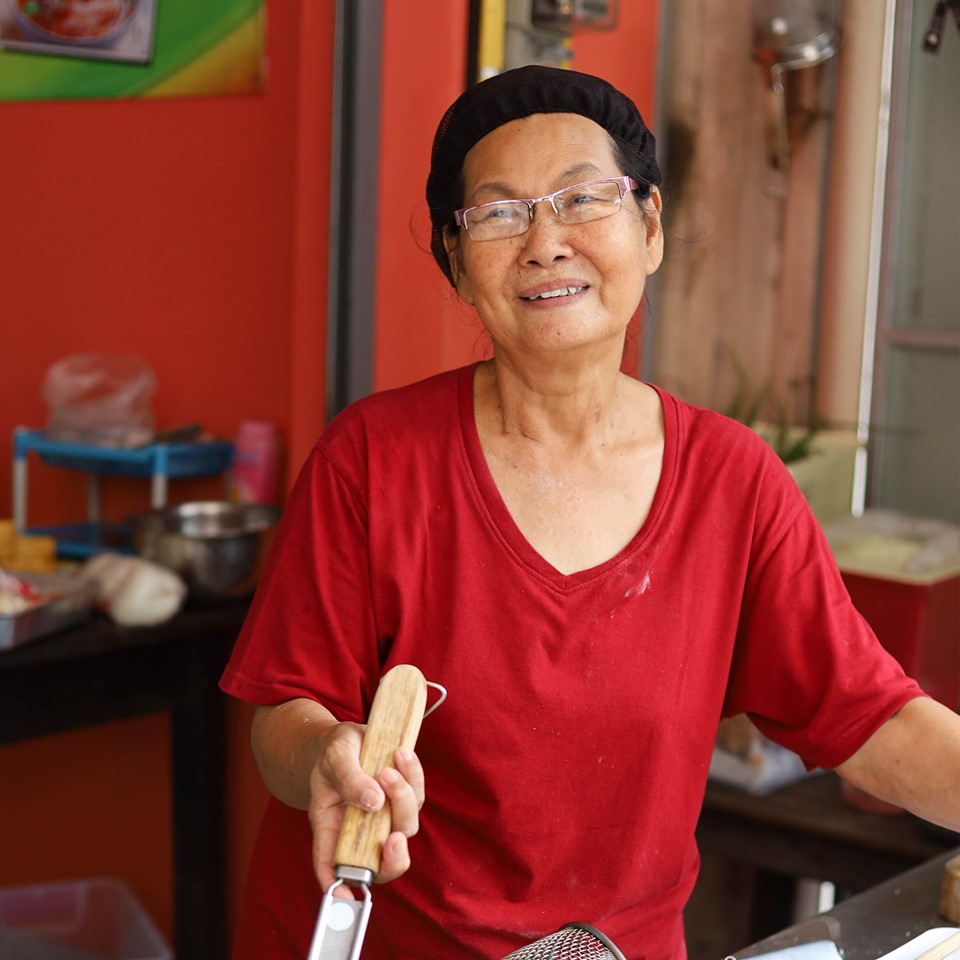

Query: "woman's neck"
(475, 349), (640, 450)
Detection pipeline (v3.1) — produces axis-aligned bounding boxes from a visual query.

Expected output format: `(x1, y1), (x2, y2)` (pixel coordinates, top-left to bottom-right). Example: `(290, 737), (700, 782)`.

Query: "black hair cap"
(426, 65), (662, 285)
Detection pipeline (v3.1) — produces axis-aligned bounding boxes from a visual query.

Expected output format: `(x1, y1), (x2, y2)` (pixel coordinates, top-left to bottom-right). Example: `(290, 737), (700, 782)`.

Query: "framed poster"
(0, 0), (265, 100)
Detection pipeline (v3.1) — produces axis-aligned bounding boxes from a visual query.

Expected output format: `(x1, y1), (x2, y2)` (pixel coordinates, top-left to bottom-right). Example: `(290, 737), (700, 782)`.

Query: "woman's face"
(445, 112), (662, 361)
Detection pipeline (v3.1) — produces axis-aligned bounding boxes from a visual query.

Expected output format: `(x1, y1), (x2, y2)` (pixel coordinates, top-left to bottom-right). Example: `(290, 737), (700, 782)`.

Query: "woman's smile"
(519, 282), (588, 304)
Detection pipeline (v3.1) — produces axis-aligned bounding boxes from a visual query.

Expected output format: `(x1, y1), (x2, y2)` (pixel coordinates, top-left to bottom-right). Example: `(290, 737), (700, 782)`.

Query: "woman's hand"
(309, 725), (425, 895)
(251, 700), (426, 895)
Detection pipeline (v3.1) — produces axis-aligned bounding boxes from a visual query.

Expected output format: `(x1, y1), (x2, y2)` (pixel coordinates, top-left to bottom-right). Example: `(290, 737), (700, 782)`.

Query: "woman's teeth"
(524, 286), (585, 300)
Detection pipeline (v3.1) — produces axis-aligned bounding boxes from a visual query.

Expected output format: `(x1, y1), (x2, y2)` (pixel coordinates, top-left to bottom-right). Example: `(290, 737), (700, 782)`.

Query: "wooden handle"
(941, 854), (960, 924)
(913, 930), (960, 960)
(764, 82), (786, 171)
(333, 664), (427, 877)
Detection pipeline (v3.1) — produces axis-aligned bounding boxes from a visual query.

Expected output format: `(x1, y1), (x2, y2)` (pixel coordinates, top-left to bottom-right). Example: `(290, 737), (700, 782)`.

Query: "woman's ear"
(443, 229), (474, 304)
(644, 186), (664, 276)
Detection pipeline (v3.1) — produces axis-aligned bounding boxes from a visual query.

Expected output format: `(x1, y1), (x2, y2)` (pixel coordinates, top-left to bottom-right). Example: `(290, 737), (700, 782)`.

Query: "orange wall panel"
(374, 0), (487, 393)
(2, 93), (301, 526)
(572, 2), (661, 130)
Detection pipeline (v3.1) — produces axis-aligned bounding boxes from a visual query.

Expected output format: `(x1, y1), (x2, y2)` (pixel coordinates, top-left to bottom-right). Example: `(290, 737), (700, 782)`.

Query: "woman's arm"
(251, 700), (425, 892)
(835, 697), (960, 830)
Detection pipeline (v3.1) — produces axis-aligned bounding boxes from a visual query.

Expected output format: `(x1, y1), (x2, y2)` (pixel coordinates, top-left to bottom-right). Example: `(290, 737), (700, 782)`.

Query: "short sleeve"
(219, 432), (386, 723)
(722, 452), (924, 769)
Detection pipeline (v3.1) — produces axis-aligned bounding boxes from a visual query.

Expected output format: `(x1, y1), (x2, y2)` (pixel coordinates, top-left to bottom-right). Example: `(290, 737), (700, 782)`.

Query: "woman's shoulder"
(651, 385), (815, 542)
(290, 365), (475, 495)
(652, 383), (782, 464)
(320, 365), (474, 447)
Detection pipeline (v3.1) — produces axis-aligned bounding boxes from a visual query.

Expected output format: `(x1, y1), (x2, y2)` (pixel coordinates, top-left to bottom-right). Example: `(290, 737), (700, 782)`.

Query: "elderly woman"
(221, 66), (960, 959)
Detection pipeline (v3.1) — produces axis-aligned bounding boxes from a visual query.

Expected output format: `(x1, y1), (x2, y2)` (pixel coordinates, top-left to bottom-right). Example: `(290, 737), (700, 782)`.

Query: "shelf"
(14, 429), (234, 478)
(12, 429), (234, 558)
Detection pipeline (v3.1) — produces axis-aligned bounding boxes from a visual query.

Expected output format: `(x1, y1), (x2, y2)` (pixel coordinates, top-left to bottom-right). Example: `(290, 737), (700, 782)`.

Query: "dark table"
(733, 849), (960, 960)
(0, 602), (249, 960)
(695, 773), (959, 944)
(699, 773), (957, 891)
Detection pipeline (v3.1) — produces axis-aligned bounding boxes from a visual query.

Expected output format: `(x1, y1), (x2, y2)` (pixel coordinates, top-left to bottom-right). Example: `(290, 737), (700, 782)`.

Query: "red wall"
(373, 1), (478, 392)
(572, 2), (660, 126)
(0, 0), (325, 945)
(1, 57), (305, 529)
(0, 0), (658, 949)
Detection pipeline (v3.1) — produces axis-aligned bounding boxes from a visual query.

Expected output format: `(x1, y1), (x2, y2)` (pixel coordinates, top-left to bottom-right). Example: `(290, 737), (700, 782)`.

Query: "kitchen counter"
(733, 849), (959, 960)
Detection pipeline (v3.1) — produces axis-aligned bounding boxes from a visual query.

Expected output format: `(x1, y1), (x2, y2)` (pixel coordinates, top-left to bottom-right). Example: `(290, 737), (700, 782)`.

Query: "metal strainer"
(501, 923), (628, 960)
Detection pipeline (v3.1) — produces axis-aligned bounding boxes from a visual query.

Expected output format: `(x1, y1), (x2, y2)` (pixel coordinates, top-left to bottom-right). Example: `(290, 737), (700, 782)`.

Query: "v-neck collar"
(455, 363), (677, 591)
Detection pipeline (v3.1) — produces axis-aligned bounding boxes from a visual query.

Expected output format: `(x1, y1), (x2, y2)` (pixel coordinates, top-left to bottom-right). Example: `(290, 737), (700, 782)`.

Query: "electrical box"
(503, 0), (618, 73)
(531, 0), (618, 31)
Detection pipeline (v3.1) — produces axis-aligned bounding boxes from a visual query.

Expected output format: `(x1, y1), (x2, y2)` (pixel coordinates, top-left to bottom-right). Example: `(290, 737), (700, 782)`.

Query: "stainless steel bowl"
(131, 501), (281, 600)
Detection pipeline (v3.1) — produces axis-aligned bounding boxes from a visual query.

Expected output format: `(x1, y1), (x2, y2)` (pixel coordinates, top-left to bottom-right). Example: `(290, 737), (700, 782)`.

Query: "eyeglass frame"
(453, 176), (642, 241)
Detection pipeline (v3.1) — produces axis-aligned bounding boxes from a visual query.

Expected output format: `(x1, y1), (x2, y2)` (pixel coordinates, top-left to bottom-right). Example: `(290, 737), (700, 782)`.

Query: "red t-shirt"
(221, 364), (921, 960)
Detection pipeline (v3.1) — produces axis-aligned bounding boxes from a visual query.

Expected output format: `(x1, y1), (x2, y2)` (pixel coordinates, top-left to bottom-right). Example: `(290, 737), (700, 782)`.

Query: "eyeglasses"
(454, 176), (641, 242)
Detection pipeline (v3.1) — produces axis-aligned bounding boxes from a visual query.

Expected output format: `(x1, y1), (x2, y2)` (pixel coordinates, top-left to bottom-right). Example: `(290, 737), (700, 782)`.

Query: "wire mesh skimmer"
(500, 923), (628, 960)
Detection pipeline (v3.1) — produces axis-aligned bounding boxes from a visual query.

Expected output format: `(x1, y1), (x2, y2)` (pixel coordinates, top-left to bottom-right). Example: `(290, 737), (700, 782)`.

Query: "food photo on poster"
(0, 0), (264, 100)
(0, 0), (158, 64)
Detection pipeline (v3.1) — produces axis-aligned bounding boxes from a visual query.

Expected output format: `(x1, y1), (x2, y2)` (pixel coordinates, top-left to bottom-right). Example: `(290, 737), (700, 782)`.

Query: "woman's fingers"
(375, 831), (412, 884)
(370, 747), (425, 883)
(309, 730), (426, 891)
(379, 749), (424, 833)
(395, 746), (426, 808)
(322, 724), (384, 811)
(309, 723), (378, 894)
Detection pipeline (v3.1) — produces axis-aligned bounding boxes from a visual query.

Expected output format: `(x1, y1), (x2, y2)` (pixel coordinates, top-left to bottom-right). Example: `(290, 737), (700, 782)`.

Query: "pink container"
(230, 420), (280, 505)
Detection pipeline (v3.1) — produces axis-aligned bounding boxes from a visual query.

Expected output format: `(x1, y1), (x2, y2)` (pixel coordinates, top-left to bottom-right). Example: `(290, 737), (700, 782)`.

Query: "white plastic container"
(0, 877), (171, 960)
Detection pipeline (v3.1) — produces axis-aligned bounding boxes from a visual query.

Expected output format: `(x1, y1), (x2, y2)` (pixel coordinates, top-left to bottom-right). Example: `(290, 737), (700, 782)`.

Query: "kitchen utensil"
(306, 664), (428, 960)
(751, 0), (840, 193)
(501, 923), (627, 959)
(912, 930), (960, 960)
(941, 854), (960, 923)
(130, 500), (280, 599)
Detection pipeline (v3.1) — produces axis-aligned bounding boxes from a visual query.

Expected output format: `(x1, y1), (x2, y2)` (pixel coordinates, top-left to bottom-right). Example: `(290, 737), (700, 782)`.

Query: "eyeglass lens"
(461, 179), (631, 241)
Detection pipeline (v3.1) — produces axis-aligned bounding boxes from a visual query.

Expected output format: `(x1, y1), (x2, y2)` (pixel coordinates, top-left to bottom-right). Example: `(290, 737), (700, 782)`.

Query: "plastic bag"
(82, 553), (186, 626)
(42, 353), (156, 448)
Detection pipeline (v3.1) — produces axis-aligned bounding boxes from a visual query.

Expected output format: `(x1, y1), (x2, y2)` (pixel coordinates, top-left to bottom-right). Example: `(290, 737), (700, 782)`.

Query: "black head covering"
(426, 65), (662, 286)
